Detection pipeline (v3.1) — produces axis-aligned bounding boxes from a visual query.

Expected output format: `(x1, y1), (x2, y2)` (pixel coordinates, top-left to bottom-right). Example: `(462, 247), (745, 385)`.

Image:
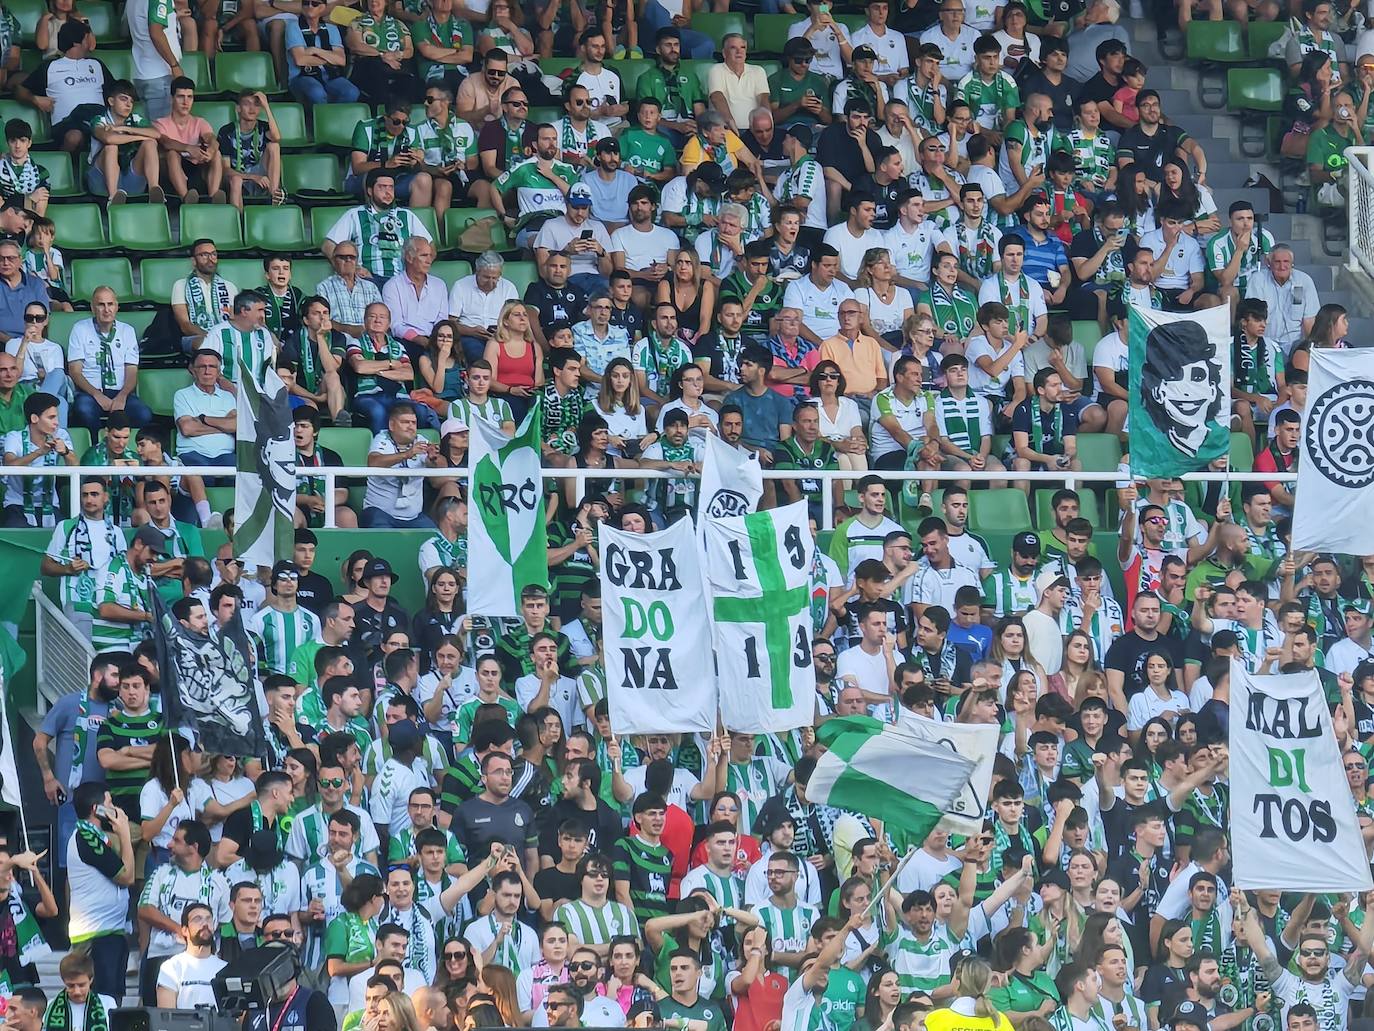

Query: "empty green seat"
(217, 258), (266, 288)
(1247, 20), (1287, 60)
(71, 257), (137, 303)
(194, 100), (238, 133)
(140, 258), (188, 306)
(312, 103), (370, 150)
(606, 59), (652, 95)
(109, 204), (173, 251)
(215, 51), (280, 94)
(283, 153), (345, 198)
(1187, 20), (1247, 62)
(318, 428), (372, 466)
(689, 12), (746, 49)
(413, 206), (439, 243)
(182, 52), (213, 93)
(33, 151), (77, 196)
(99, 50), (135, 82)
(1227, 68), (1283, 112)
(138, 369), (192, 417)
(9, 0), (43, 42)
(84, 2), (125, 41)
(1230, 430), (1255, 470)
(1076, 433), (1123, 472)
(969, 488), (1033, 533)
(245, 205), (309, 251)
(753, 14), (793, 55)
(51, 204), (108, 250)
(180, 205), (245, 251)
(309, 205), (356, 245)
(293, 259), (331, 293)
(502, 260), (537, 295)
(272, 102), (309, 147)
(432, 259), (472, 284)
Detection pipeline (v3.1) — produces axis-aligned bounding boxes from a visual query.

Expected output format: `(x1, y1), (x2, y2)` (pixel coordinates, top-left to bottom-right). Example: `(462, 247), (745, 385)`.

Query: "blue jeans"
(460, 335), (489, 364)
(288, 74), (361, 106)
(86, 163), (147, 197)
(71, 390), (152, 433)
(178, 451), (235, 468)
(569, 272), (610, 296)
(352, 394), (441, 433)
(361, 508), (436, 528)
(639, 0), (716, 58)
(84, 932), (130, 1004)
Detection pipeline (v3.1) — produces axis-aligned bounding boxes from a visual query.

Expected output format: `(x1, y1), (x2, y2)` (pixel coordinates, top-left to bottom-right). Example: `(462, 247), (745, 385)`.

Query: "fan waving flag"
(469, 399), (549, 617)
(234, 361), (295, 569)
(1292, 348), (1374, 553)
(697, 433), (763, 542)
(810, 716), (978, 839)
(704, 501), (817, 732)
(1128, 305), (1232, 478)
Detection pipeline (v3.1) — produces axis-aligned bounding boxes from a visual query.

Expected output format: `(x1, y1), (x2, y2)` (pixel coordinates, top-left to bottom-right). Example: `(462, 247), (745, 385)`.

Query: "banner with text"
(1230, 661), (1372, 891)
(705, 501), (816, 732)
(895, 710), (999, 836)
(697, 434), (763, 549)
(1292, 348), (1374, 554)
(600, 518), (716, 735)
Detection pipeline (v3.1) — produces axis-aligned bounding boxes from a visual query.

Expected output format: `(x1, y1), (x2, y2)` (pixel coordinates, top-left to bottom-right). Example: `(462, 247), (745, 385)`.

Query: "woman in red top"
(483, 299), (544, 421)
(690, 792), (762, 874)
(731, 925), (789, 1031)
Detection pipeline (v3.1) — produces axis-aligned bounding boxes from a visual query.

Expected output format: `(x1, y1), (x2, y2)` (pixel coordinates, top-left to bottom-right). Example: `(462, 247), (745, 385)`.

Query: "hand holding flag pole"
(864, 847), (918, 921)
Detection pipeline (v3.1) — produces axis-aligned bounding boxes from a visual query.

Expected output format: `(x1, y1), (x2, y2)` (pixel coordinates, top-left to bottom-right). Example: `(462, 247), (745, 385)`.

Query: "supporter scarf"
(16, 430), (61, 525)
(693, 132), (731, 174)
(1028, 401), (1063, 455)
(901, 76), (941, 131)
(44, 989), (107, 1031)
(183, 274), (231, 332)
(928, 284), (976, 339)
(1191, 908), (1222, 955)
(998, 271), (1031, 336)
(915, 641), (959, 681)
(498, 116), (525, 168)
(954, 221), (997, 280)
(1233, 334), (1275, 394)
(937, 390), (983, 452)
(227, 124), (265, 174)
(358, 13), (403, 51)
(95, 323), (118, 390)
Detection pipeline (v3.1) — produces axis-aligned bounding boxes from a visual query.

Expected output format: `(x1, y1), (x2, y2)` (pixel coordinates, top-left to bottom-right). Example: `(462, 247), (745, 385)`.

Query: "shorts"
(1064, 395), (1100, 420)
(1159, 287), (1193, 311)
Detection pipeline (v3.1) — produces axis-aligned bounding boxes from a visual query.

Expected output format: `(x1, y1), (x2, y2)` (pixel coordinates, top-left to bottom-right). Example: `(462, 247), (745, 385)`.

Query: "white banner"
(600, 518), (716, 735)
(894, 710), (998, 835)
(1292, 348), (1374, 554)
(1230, 661), (1373, 892)
(468, 401), (548, 617)
(704, 501), (816, 732)
(697, 434), (762, 545)
(233, 362), (295, 570)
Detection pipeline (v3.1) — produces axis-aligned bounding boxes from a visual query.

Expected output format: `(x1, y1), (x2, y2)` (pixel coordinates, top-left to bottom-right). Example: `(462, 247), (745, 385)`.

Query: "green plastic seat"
(1034, 489), (1103, 530)
(413, 206), (439, 243)
(283, 153), (345, 198)
(9, 0), (43, 42)
(292, 259), (330, 293)
(272, 102), (309, 147)
(33, 151), (77, 196)
(502, 260), (537, 295)
(1076, 433), (1123, 472)
(70, 257), (137, 304)
(1227, 68), (1283, 112)
(1229, 430), (1255, 470)
(180, 205), (246, 251)
(108, 204), (174, 251)
(139, 257), (187, 306)
(537, 58), (580, 78)
(245, 205), (309, 251)
(689, 12), (747, 49)
(50, 203), (108, 251)
(1186, 20), (1247, 62)
(432, 259), (472, 284)
(606, 59), (652, 95)
(181, 52), (213, 93)
(318, 427), (373, 466)
(969, 488), (1034, 533)
(0, 102), (50, 145)
(753, 14), (794, 55)
(48, 311), (86, 346)
(99, 50), (134, 82)
(66, 427), (92, 458)
(138, 369), (192, 417)
(215, 51), (280, 94)
(1246, 20), (1288, 60)
(216, 258), (265, 287)
(312, 103), (371, 150)
(84, 2), (125, 40)
(309, 205), (356, 246)
(194, 100), (238, 134)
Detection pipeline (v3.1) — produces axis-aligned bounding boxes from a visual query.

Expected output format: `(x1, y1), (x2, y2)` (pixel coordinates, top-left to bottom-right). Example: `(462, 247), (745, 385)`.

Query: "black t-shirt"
(1068, 228), (1137, 288)
(1117, 124), (1190, 181)
(1138, 963), (1188, 1007)
(538, 798), (625, 858)
(853, 172), (904, 230)
(296, 571), (334, 615)
(524, 279), (587, 332)
(608, 300), (646, 342)
(1104, 631), (1184, 699)
(817, 125), (884, 186)
(244, 988), (337, 1031)
(838, 597), (909, 649)
(1077, 71), (1121, 107)
(222, 805), (279, 852)
(744, 128), (786, 164)
(1022, 71), (1082, 130)
(352, 598), (410, 657)
(692, 333), (745, 385)
(1011, 399), (1078, 455)
(533, 865), (581, 909)
(454, 794), (538, 856)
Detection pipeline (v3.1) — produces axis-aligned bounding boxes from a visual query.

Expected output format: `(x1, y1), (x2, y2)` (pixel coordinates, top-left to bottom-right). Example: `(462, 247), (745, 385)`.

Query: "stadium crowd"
(0, 0), (1366, 1028)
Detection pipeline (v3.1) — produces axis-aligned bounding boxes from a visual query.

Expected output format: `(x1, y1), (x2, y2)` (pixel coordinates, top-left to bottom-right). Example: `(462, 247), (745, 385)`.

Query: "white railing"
(5, 462), (1298, 533)
(1346, 146), (1374, 276)
(31, 585), (93, 714)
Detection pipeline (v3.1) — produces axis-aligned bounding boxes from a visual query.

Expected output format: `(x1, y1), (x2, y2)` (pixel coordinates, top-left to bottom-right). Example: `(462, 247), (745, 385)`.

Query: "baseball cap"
(132, 524), (172, 556)
(440, 416), (469, 435)
(785, 123), (814, 148)
(270, 560), (301, 582)
(655, 25), (681, 42)
(1170, 1001), (1211, 1031)
(1346, 597), (1373, 617)
(692, 162), (726, 189)
(852, 44), (878, 61)
(1012, 531), (1041, 556)
(1034, 569), (1070, 597)
(595, 137), (620, 154)
(388, 719), (423, 753)
(568, 182), (593, 207)
(361, 557), (399, 583)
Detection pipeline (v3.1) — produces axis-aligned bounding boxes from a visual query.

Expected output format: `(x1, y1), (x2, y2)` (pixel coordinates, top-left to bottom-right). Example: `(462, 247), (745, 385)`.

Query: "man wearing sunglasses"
(477, 89), (535, 181)
(346, 97), (432, 207)
(456, 47), (513, 126)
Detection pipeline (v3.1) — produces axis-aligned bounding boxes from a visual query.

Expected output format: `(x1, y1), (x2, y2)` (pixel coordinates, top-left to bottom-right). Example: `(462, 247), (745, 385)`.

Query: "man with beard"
(494, 123), (579, 245)
(581, 138), (637, 229)
(142, 823), (231, 1004)
(155, 902), (228, 1009)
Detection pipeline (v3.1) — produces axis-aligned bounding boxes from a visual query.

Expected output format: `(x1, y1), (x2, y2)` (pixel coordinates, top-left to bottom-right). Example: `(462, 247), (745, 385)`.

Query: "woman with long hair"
(435, 937), (478, 997)
(416, 633), (471, 738)
(689, 792), (761, 871)
(926, 954), (1014, 1031)
(484, 300), (544, 422)
(35, 0), (91, 56)
(377, 990), (423, 1031)
(659, 362), (718, 445)
(416, 319), (466, 416)
(193, 753), (255, 843)
(1049, 630), (1098, 700)
(1135, 716), (1173, 777)
(1126, 656), (1189, 742)
(858, 968), (903, 1031)
(1077, 910), (1137, 975)
(140, 733), (202, 869)
(477, 964), (522, 1027)
(1158, 158), (1219, 236)
(594, 357), (654, 458)
(1115, 162), (1156, 236)
(339, 549), (373, 606)
(282, 747), (318, 828)
(566, 414), (624, 509)
(856, 248), (914, 348)
(412, 569), (463, 666)
(809, 361), (868, 478)
(655, 250), (715, 343)
(990, 618), (1047, 692)
(1283, 50), (1334, 158)
(1289, 302), (1350, 375)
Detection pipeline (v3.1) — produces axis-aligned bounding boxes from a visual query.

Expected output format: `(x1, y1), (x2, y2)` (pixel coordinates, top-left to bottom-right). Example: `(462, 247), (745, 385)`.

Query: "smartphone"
(580, 229), (593, 240)
(94, 804), (109, 820)
(55, 786), (67, 805)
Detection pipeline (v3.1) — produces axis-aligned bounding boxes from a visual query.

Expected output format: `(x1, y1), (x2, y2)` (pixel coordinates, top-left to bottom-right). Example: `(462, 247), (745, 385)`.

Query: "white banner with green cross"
(704, 501), (817, 733)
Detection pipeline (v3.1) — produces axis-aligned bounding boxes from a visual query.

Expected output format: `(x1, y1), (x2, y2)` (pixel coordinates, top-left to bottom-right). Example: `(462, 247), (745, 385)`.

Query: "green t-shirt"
(611, 834), (673, 924)
(819, 968), (866, 1031)
(619, 127), (677, 178)
(635, 62), (707, 122)
(769, 69), (834, 125)
(660, 996), (729, 1031)
(1306, 125), (1354, 179)
(988, 970), (1061, 1016)
(323, 911), (376, 965)
(349, 115), (424, 164)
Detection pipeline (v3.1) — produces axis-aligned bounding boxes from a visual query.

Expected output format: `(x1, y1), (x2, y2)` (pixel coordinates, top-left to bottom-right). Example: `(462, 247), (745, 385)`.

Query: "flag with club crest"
(469, 399), (548, 617)
(1292, 347), (1374, 554)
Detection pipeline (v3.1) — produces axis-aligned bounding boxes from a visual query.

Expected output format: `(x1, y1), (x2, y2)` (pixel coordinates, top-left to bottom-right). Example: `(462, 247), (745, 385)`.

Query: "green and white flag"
(1128, 305), (1231, 478)
(234, 361), (295, 570)
(601, 517), (716, 735)
(810, 716), (978, 840)
(704, 500), (816, 732)
(469, 398), (548, 617)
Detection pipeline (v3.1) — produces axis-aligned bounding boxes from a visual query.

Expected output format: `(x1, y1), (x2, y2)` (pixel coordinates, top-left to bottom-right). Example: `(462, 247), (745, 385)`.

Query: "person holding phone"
(67, 781), (137, 1002)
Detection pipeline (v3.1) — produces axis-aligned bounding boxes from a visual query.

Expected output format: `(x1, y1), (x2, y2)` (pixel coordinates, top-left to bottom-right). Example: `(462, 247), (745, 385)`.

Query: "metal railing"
(1346, 146), (1374, 276)
(6, 462), (1299, 533)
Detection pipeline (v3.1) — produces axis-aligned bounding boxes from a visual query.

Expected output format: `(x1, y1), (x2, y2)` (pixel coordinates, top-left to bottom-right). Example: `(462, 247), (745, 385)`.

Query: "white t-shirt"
(363, 431), (428, 520)
(448, 275), (518, 327)
(1139, 228), (1204, 290)
(157, 950), (227, 1008)
(783, 277), (854, 341)
(823, 224), (887, 280)
(853, 24), (910, 77)
(814, 396), (864, 443)
(895, 848), (962, 894)
(623, 765), (700, 811)
(912, 561), (983, 614)
(1092, 331), (1129, 399)
(788, 21), (850, 80)
(977, 274), (1048, 336)
(515, 673), (584, 734)
(883, 220), (939, 286)
(128, 0), (182, 79)
(68, 319), (140, 392)
(1126, 688), (1191, 731)
(836, 644), (890, 697)
(139, 779), (197, 849)
(609, 224), (679, 272)
(965, 334), (1026, 401)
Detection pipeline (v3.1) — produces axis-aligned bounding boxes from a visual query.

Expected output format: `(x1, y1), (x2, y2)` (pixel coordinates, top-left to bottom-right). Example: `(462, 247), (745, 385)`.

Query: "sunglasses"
(445, 950), (469, 960)
(1299, 948), (1328, 958)
(570, 961), (598, 971)
(818, 372), (840, 380)
(319, 777), (345, 788)
(792, 55), (813, 62)
(505, 98), (528, 107)
(388, 116), (409, 126)
(23, 312), (46, 323)
(487, 69), (508, 78)
(335, 253), (358, 261)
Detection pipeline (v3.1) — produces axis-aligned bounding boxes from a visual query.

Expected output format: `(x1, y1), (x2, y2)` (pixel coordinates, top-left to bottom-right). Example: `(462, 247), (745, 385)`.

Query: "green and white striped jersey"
(553, 898), (640, 945)
(449, 395), (514, 429)
(1204, 226), (1275, 293)
(677, 866), (744, 918)
(202, 320), (278, 386)
(92, 555), (154, 651)
(756, 903), (821, 980)
(246, 605), (322, 676)
(886, 925), (955, 994)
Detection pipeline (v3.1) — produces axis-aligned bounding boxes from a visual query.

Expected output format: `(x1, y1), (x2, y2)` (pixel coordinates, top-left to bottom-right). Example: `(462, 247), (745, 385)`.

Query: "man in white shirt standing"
(127, 0), (182, 120)
(853, 0), (910, 85)
(155, 903), (227, 1009)
(823, 193), (887, 287)
(837, 604), (897, 699)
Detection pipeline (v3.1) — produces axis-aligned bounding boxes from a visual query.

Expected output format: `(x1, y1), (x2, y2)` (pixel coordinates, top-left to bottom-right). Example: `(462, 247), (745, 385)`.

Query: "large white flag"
(1292, 348), (1374, 553)
(697, 434), (763, 540)
(1230, 661), (1372, 891)
(600, 518), (716, 735)
(0, 657), (20, 808)
(468, 400), (548, 617)
(894, 710), (999, 835)
(704, 501), (816, 732)
(233, 362), (295, 569)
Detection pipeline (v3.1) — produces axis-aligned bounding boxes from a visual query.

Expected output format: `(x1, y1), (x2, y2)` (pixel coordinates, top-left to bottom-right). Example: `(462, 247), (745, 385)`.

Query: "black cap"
(388, 719), (423, 753)
(1170, 1001), (1211, 1031)
(596, 137), (620, 154)
(271, 560), (301, 582)
(691, 162), (726, 189)
(852, 44), (878, 61)
(132, 525), (172, 556)
(655, 25), (681, 42)
(785, 123), (814, 148)
(360, 557), (398, 583)
(1012, 531), (1041, 556)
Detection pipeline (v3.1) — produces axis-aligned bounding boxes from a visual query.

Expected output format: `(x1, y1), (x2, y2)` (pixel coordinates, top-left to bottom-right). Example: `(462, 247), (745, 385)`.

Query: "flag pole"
(864, 847), (918, 921)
